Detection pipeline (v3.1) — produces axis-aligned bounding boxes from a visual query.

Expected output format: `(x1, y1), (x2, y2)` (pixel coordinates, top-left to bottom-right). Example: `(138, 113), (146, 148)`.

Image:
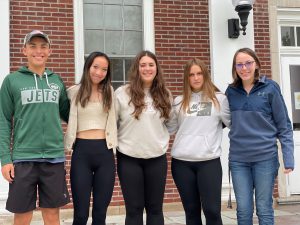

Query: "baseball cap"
(23, 30), (51, 46)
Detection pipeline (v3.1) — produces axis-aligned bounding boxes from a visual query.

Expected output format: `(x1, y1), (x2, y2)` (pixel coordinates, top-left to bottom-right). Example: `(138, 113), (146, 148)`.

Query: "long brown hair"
(76, 51), (112, 111)
(127, 50), (171, 120)
(231, 47), (261, 87)
(181, 58), (220, 112)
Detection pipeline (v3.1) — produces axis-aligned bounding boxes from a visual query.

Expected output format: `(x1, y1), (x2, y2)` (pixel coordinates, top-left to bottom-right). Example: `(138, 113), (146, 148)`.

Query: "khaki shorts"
(6, 162), (70, 213)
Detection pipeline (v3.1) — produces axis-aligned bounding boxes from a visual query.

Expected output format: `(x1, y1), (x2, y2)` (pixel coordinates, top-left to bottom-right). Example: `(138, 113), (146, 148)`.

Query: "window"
(280, 26), (300, 47)
(83, 0), (143, 89)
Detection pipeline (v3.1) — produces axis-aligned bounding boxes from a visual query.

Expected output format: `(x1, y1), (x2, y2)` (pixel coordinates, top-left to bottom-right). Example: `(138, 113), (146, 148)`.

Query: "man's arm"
(59, 77), (70, 123)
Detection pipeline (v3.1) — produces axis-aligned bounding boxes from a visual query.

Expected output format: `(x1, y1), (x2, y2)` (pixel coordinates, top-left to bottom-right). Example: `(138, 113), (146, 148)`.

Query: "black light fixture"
(228, 0), (256, 38)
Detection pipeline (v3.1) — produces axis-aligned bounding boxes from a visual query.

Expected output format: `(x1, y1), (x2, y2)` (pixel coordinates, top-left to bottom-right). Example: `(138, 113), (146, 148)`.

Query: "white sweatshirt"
(167, 92), (230, 161)
(115, 85), (170, 158)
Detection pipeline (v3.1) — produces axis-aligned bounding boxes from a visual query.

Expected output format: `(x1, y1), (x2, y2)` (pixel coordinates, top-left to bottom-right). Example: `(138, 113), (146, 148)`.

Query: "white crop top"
(77, 101), (108, 132)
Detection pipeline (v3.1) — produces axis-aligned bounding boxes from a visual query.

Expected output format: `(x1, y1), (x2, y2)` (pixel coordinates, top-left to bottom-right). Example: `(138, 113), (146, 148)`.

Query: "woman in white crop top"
(65, 51), (117, 225)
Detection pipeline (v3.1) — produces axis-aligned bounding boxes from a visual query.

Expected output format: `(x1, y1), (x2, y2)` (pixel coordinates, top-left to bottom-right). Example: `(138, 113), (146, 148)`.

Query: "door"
(281, 56), (300, 194)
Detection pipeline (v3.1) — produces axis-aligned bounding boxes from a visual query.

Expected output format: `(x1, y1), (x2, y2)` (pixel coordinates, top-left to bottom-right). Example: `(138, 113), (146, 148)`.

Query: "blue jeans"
(230, 157), (279, 225)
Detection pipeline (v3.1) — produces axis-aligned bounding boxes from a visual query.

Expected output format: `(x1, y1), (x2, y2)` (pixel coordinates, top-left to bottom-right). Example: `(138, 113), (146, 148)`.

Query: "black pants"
(172, 158), (223, 225)
(71, 139), (115, 225)
(117, 151), (167, 225)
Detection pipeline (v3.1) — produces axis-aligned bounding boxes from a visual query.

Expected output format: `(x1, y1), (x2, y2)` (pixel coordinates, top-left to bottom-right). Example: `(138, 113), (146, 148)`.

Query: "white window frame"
(278, 8), (300, 53)
(73, 0), (154, 84)
(0, 0), (10, 86)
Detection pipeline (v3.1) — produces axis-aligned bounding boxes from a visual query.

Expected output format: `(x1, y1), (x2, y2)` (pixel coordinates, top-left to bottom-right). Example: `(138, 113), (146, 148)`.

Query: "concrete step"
(277, 195), (300, 205)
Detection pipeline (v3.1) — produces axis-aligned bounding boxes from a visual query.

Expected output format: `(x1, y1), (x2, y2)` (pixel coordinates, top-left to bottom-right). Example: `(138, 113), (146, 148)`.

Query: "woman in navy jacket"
(225, 48), (294, 225)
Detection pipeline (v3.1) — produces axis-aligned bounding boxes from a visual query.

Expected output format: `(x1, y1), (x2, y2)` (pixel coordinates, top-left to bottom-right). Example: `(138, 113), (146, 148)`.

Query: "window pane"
(103, 0), (142, 5)
(83, 4), (103, 29)
(281, 26), (295, 46)
(105, 31), (123, 55)
(84, 0), (103, 3)
(125, 58), (133, 80)
(289, 65), (300, 130)
(124, 0), (142, 5)
(104, 0), (122, 4)
(84, 30), (104, 54)
(297, 27), (300, 46)
(112, 81), (125, 90)
(124, 31), (142, 55)
(111, 59), (124, 81)
(124, 6), (142, 30)
(104, 5), (122, 30)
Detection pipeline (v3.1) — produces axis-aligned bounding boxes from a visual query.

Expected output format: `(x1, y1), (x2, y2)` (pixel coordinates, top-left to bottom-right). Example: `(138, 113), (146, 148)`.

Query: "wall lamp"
(228, 0), (256, 38)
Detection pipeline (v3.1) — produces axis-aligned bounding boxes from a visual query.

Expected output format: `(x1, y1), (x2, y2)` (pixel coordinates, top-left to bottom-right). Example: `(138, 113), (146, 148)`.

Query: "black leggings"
(117, 151), (167, 225)
(171, 158), (223, 225)
(71, 138), (115, 225)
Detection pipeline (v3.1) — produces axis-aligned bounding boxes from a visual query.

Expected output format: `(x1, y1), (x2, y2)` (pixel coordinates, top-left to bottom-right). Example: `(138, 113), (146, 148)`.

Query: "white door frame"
(275, 7), (300, 198)
(280, 55), (300, 195)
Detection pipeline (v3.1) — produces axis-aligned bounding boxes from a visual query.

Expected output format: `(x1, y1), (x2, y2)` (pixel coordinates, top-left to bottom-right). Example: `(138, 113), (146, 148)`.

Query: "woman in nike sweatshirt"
(115, 50), (172, 225)
(167, 58), (230, 225)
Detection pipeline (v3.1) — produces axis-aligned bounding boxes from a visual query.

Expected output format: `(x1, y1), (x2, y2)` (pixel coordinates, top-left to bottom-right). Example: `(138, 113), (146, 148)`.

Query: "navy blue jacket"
(225, 76), (294, 169)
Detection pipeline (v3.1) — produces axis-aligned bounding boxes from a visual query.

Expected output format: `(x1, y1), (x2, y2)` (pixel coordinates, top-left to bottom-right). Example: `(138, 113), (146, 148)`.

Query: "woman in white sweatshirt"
(167, 58), (230, 225)
(115, 50), (172, 225)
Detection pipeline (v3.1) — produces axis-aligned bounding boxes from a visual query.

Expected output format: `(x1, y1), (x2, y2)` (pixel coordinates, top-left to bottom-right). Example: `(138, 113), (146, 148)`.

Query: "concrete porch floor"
(1, 203), (300, 225)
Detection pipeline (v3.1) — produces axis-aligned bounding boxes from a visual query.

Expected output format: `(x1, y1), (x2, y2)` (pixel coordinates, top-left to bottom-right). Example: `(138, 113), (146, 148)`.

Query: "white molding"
(0, 0), (10, 211)
(278, 8), (300, 22)
(0, 0), (9, 86)
(277, 8), (300, 12)
(73, 0), (85, 84)
(209, 0), (255, 92)
(279, 56), (300, 195)
(143, 0), (155, 53)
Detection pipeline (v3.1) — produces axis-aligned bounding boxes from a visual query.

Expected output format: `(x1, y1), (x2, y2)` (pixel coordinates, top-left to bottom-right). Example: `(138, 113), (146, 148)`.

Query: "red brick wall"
(155, 0), (210, 97)
(10, 0), (75, 87)
(253, 0), (272, 78)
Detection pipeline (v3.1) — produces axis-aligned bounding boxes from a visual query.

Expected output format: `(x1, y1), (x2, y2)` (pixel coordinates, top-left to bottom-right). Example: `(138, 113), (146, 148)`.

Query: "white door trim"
(280, 55), (300, 196)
